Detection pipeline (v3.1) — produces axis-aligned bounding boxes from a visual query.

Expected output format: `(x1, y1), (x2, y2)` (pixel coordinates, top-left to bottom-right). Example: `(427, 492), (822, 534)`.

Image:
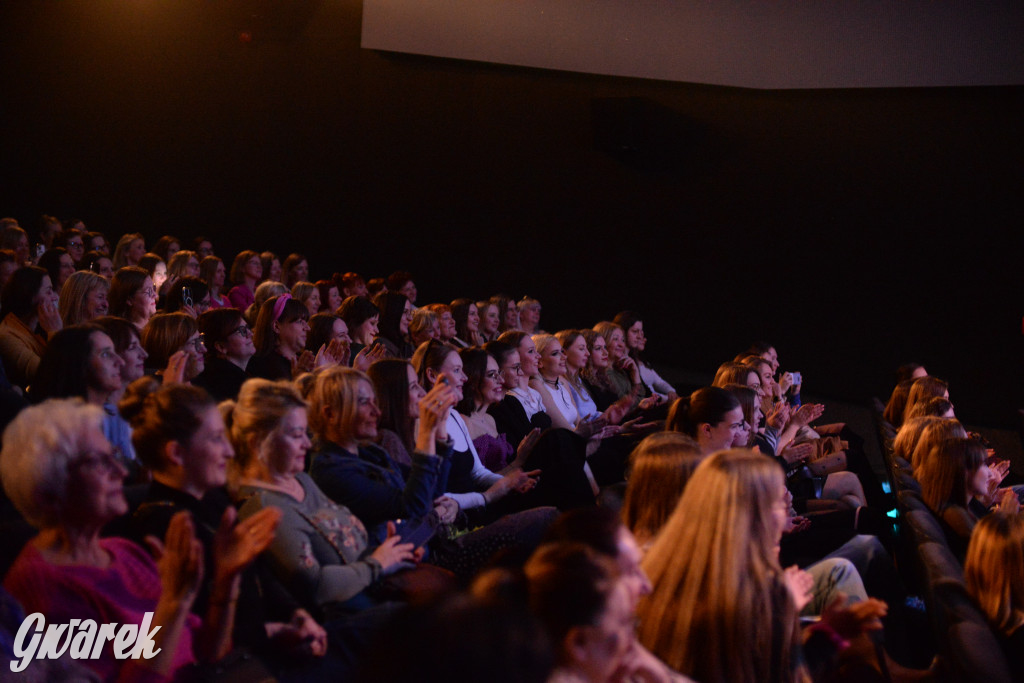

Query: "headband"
(273, 293), (292, 322)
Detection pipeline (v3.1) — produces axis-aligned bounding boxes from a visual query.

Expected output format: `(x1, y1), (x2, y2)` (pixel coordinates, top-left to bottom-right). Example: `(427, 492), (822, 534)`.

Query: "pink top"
(4, 537), (200, 683)
(226, 284), (255, 311)
(207, 293), (232, 309)
(473, 433), (514, 473)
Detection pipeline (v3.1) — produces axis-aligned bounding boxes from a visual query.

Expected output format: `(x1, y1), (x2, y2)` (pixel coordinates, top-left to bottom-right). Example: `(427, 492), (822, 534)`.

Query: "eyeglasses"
(68, 240), (83, 249)
(485, 370), (501, 381)
(141, 287), (156, 298)
(231, 324), (253, 338)
(185, 334), (206, 353)
(72, 447), (124, 474)
(505, 363), (523, 374)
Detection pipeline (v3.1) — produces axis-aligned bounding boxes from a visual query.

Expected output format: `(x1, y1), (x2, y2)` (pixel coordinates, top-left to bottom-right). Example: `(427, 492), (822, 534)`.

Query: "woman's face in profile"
(244, 256), (262, 281)
(589, 336), (610, 369)
(626, 321), (645, 352)
(399, 300), (414, 335)
(518, 336), (540, 377)
(153, 262), (168, 289)
(34, 275), (59, 309)
(503, 302), (518, 329)
(128, 239), (146, 263)
(539, 340), (567, 378)
(480, 305), (500, 335)
(327, 286), (342, 311)
(439, 311), (456, 339)
(358, 314), (379, 340)
(607, 329), (627, 361)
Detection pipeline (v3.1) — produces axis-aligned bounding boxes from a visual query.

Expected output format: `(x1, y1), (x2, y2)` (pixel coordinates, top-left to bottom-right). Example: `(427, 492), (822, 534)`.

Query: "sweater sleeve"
(444, 491), (487, 510)
(639, 363), (675, 398)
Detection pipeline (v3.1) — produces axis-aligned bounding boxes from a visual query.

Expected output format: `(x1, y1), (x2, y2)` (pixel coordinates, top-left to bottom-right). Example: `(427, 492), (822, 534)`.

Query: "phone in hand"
(393, 517), (437, 549)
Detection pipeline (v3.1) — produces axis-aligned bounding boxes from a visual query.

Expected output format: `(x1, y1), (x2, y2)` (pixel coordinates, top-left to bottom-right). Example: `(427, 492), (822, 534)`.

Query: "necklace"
(542, 377), (560, 388)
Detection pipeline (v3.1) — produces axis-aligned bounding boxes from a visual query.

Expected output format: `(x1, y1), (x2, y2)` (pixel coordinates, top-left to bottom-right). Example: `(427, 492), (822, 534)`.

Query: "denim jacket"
(309, 438), (450, 544)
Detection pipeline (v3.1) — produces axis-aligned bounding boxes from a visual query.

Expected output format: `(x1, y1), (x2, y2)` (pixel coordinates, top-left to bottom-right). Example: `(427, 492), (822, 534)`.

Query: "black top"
(246, 351), (292, 381)
(129, 481), (300, 648)
(488, 394), (553, 450)
(191, 356), (249, 401)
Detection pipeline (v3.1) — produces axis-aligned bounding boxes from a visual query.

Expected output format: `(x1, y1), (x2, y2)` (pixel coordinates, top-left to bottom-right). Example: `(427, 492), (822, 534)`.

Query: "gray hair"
(0, 399), (105, 529)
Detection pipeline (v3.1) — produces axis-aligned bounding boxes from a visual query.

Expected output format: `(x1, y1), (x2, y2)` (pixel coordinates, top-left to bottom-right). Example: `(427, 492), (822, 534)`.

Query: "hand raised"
(791, 403), (824, 428)
(148, 511), (204, 606)
(213, 506), (281, 583)
(37, 297), (63, 336)
(162, 350), (189, 385)
(416, 381), (459, 450)
(783, 565), (813, 612)
(353, 343), (387, 372)
(766, 401), (791, 431)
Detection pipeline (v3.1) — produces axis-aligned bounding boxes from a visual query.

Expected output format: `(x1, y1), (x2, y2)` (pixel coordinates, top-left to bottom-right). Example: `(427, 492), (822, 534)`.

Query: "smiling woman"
(29, 324), (140, 472)
(58, 270), (110, 326)
(1, 398), (272, 682)
(249, 294), (310, 381)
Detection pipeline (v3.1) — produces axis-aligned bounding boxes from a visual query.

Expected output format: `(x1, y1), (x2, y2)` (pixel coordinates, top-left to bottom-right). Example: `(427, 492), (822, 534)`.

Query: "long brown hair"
(918, 437), (985, 513)
(637, 449), (806, 683)
(621, 432), (703, 546)
(367, 360), (416, 451)
(965, 511), (1024, 636)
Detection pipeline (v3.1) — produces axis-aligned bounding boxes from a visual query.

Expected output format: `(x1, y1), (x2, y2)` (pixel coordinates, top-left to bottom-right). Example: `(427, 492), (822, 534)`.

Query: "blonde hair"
(291, 281), (316, 307)
(308, 366), (370, 442)
(223, 378), (307, 475)
(965, 511), (1024, 636)
(58, 270), (109, 326)
(245, 280), (288, 324)
(112, 232), (144, 269)
(409, 308), (438, 342)
(621, 432), (703, 546)
(531, 333), (559, 357)
(592, 321), (622, 346)
(637, 449), (805, 682)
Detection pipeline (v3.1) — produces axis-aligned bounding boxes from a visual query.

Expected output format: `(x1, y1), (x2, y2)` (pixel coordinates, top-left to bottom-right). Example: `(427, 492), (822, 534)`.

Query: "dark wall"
(1, 1), (1022, 425)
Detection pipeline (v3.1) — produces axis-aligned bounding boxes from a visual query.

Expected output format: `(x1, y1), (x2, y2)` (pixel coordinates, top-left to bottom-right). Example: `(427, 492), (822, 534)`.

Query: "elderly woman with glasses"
(1, 398), (278, 682)
(193, 308), (256, 401)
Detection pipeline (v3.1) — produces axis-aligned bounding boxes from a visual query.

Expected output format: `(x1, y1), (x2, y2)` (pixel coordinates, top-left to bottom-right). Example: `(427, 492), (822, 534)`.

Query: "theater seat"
(944, 612), (1013, 683)
(905, 510), (948, 548)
